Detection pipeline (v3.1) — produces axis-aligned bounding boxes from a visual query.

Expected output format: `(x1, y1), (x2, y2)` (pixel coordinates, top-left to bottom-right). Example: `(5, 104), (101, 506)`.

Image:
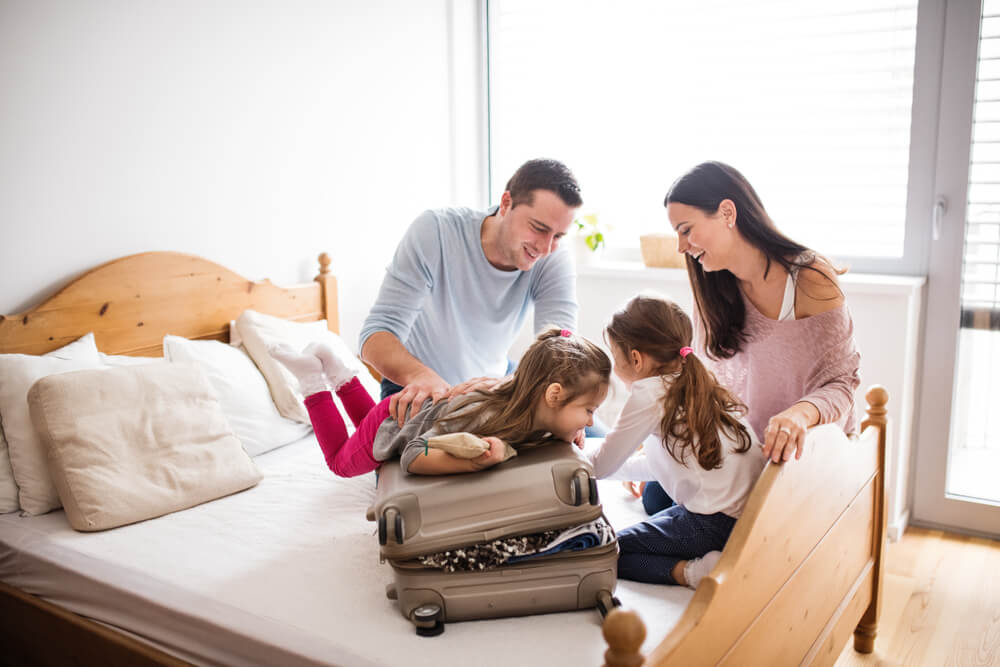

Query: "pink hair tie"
(679, 346), (693, 358)
(560, 329), (572, 338)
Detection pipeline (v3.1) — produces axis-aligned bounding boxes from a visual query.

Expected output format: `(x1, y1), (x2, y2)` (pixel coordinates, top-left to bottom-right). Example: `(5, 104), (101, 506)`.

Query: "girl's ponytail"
(659, 351), (752, 470)
(606, 295), (752, 470)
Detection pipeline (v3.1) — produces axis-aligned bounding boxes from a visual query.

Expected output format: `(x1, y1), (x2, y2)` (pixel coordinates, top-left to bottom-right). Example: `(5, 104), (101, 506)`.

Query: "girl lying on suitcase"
(271, 328), (611, 477)
(587, 295), (766, 590)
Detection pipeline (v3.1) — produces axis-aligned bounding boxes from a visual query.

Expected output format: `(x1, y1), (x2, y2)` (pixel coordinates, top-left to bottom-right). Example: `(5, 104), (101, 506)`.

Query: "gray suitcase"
(366, 442), (620, 635)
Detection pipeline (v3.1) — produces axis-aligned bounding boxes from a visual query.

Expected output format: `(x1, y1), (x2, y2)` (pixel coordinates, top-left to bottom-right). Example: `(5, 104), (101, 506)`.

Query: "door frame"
(912, 0), (1000, 537)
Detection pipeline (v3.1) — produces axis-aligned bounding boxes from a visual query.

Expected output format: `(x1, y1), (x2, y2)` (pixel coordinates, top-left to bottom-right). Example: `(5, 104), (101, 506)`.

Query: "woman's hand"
(471, 436), (508, 470)
(762, 402), (820, 463)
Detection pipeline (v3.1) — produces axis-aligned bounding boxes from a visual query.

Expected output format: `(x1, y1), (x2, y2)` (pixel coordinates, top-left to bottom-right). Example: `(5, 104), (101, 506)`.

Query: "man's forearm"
(360, 331), (432, 386)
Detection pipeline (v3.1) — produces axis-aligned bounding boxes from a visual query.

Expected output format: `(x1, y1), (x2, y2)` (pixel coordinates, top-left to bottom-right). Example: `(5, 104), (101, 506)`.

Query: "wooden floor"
(835, 526), (1000, 667)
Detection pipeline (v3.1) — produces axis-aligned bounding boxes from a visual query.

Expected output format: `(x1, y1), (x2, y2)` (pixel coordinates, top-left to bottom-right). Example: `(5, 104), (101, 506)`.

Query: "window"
(488, 0), (920, 269)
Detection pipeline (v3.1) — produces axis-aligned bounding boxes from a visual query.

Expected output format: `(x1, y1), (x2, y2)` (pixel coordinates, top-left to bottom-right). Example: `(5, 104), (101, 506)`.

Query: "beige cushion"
(0, 333), (103, 514)
(426, 432), (517, 462)
(28, 363), (262, 531)
(234, 310), (363, 423)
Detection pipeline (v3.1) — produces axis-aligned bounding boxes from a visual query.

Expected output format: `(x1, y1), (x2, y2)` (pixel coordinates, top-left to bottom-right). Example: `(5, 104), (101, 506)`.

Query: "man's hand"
(471, 436), (508, 470)
(389, 370), (450, 424)
(445, 376), (503, 399)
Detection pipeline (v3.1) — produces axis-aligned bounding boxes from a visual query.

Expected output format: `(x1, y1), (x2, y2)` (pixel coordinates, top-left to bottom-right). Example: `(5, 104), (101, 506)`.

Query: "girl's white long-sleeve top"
(587, 376), (766, 518)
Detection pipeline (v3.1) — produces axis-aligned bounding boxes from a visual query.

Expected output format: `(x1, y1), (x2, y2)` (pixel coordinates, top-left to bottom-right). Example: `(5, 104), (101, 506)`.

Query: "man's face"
(496, 189), (577, 271)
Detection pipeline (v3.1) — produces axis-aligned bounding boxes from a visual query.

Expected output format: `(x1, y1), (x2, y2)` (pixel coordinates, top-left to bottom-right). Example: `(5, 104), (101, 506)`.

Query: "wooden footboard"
(603, 386), (889, 666)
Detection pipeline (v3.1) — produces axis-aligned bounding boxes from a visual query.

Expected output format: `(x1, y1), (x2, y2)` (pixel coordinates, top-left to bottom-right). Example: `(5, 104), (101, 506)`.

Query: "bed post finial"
(314, 252), (339, 333)
(602, 608), (645, 667)
(855, 384), (889, 654)
(864, 385), (888, 426)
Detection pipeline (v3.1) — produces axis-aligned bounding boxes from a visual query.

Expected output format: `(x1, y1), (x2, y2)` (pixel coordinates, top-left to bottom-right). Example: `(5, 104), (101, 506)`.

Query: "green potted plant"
(574, 213), (605, 265)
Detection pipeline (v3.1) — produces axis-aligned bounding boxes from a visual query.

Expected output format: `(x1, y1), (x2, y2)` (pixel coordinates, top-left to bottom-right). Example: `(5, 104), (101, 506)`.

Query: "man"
(360, 158), (582, 424)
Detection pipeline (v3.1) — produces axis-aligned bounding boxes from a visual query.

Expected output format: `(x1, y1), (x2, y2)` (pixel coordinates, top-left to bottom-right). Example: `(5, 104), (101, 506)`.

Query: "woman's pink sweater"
(696, 292), (861, 440)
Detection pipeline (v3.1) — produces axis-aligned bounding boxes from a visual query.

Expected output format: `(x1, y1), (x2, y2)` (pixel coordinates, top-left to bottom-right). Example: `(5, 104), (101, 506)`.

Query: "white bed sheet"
(0, 435), (692, 666)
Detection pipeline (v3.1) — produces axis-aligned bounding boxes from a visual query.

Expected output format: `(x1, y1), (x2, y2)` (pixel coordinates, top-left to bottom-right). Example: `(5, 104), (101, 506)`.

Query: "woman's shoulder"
(794, 256), (845, 317)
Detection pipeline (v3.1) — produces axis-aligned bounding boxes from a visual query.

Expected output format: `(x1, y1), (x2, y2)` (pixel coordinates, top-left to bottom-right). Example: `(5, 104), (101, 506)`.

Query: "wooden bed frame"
(0, 251), (887, 666)
(601, 392), (888, 666)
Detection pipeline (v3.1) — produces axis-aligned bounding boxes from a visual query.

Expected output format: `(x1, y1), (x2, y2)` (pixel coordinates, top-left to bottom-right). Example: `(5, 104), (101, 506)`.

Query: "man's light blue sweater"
(359, 206), (577, 386)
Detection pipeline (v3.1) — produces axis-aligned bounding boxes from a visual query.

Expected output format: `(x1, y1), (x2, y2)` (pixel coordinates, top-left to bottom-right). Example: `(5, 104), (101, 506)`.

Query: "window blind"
(963, 1), (1000, 331)
(488, 0), (919, 261)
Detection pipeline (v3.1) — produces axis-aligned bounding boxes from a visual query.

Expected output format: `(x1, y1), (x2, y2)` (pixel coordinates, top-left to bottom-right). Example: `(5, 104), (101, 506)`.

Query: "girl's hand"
(622, 481), (646, 498)
(573, 429), (586, 449)
(762, 402), (819, 463)
(471, 436), (508, 470)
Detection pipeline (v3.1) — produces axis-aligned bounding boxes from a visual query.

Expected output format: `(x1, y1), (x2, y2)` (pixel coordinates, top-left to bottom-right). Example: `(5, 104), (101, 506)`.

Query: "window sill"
(576, 260), (927, 296)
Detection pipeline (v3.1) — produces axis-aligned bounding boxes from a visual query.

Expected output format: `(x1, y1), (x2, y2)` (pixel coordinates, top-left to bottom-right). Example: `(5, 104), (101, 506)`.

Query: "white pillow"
(234, 310), (363, 423)
(99, 352), (165, 367)
(0, 333), (102, 514)
(28, 362), (262, 531)
(163, 335), (312, 456)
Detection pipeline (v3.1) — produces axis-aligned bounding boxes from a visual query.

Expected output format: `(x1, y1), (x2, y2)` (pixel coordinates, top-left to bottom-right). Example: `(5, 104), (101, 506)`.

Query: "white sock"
(306, 341), (356, 390)
(269, 344), (328, 397)
(683, 550), (722, 590)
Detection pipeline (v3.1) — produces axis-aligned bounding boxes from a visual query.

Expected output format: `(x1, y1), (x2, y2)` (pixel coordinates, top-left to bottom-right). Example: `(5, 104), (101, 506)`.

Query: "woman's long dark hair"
(665, 161), (839, 359)
(605, 296), (752, 470)
(435, 328), (611, 445)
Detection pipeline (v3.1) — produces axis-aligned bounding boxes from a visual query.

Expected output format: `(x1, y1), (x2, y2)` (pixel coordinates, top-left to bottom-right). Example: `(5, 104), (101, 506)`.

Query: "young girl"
(272, 328), (611, 477)
(588, 296), (765, 589)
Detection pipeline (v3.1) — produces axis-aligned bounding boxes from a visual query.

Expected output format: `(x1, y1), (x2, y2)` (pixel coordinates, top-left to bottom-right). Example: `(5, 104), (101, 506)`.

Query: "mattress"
(0, 435), (692, 666)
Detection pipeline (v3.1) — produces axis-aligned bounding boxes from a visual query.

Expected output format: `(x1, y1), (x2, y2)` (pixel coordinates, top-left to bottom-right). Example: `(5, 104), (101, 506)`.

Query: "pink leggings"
(303, 377), (391, 477)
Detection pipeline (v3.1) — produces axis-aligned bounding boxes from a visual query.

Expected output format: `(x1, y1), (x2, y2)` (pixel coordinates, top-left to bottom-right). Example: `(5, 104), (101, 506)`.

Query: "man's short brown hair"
(505, 158), (583, 208)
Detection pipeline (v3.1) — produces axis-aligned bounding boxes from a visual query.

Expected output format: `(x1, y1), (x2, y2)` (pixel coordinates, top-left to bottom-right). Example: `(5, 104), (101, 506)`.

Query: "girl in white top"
(588, 295), (765, 588)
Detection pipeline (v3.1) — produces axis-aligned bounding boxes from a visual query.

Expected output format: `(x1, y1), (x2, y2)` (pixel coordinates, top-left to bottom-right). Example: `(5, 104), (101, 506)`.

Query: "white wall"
(0, 0), (487, 351)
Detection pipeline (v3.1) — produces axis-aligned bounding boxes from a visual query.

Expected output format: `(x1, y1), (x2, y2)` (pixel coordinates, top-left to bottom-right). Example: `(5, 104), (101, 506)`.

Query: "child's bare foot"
(270, 344), (328, 396)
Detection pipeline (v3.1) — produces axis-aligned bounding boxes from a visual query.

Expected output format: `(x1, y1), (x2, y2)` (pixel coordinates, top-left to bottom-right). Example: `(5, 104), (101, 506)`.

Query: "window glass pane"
(490, 0), (919, 260)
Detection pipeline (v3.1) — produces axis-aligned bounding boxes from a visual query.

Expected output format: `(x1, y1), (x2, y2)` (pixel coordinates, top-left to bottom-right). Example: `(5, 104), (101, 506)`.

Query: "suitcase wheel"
(596, 591), (622, 618)
(588, 475), (600, 505)
(572, 476), (583, 506)
(394, 512), (405, 545)
(377, 515), (387, 545)
(411, 603), (445, 637)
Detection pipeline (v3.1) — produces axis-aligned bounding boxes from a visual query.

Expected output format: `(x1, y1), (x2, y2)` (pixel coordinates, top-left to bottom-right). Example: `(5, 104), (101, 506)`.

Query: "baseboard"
(888, 508), (910, 542)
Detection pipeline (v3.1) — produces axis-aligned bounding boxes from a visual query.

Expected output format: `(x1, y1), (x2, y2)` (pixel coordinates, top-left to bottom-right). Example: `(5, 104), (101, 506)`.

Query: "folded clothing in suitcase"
(366, 442), (620, 635)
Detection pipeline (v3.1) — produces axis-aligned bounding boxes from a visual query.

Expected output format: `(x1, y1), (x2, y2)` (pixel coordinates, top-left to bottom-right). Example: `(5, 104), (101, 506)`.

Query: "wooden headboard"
(0, 252), (338, 357)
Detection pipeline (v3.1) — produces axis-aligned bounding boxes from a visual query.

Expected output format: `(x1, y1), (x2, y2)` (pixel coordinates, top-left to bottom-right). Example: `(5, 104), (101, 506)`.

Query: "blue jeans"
(617, 505), (736, 585)
(641, 481), (674, 515)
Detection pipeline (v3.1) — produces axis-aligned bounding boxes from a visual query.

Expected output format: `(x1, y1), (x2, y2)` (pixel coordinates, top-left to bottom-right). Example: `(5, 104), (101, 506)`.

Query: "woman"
(640, 161), (860, 514)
